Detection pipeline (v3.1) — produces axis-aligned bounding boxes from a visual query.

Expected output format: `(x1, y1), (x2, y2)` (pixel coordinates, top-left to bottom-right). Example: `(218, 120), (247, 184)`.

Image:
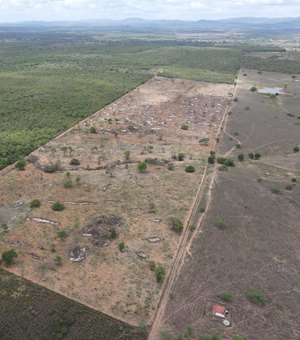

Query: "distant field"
(1, 34), (300, 170)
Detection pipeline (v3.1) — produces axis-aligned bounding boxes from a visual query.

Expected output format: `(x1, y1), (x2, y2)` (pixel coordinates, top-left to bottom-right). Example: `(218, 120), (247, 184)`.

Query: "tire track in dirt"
(148, 75), (239, 339)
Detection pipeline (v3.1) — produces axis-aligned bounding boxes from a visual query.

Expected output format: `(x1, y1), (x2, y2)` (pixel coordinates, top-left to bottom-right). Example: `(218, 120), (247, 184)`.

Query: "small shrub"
(233, 336), (248, 340)
(189, 224), (196, 231)
(63, 177), (73, 188)
(155, 266), (166, 283)
(245, 287), (267, 306)
(291, 178), (297, 183)
(215, 219), (229, 230)
(254, 153), (261, 160)
(167, 163), (174, 171)
(233, 97), (238, 102)
(185, 165), (195, 173)
(70, 158), (80, 166)
(177, 152), (185, 161)
(51, 244), (56, 253)
(180, 124), (189, 130)
(238, 154), (244, 161)
(217, 157), (226, 164)
(109, 228), (117, 239)
(236, 143), (241, 149)
(168, 216), (184, 233)
(199, 206), (205, 213)
(1, 249), (17, 266)
(1, 224), (8, 231)
(224, 158), (235, 167)
(148, 260), (156, 271)
(271, 188), (281, 195)
(293, 146), (299, 153)
(55, 256), (62, 266)
(285, 184), (293, 191)
(52, 202), (65, 211)
(218, 165), (228, 172)
(124, 150), (130, 161)
(250, 86), (257, 92)
(90, 126), (97, 134)
(248, 153), (254, 159)
(149, 202), (156, 213)
(218, 292), (233, 302)
(287, 113), (295, 117)
(137, 161), (147, 173)
(208, 155), (215, 164)
(30, 199), (41, 208)
(44, 162), (60, 173)
(57, 230), (68, 240)
(118, 241), (125, 252)
(15, 159), (26, 170)
(76, 176), (81, 185)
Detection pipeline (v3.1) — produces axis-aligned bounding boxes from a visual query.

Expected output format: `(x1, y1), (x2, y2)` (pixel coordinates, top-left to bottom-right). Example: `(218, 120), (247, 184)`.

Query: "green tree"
(52, 202), (65, 211)
(15, 159), (26, 170)
(118, 241), (125, 252)
(1, 249), (17, 266)
(137, 161), (147, 173)
(30, 199), (41, 208)
(155, 266), (166, 283)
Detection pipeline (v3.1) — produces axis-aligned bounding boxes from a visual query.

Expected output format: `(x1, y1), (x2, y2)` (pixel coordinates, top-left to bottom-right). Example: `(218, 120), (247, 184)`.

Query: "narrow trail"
(148, 75), (239, 340)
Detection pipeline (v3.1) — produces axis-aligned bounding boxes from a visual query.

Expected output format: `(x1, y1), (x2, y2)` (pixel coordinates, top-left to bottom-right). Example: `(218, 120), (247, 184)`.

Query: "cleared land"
(157, 71), (300, 339)
(0, 77), (232, 327)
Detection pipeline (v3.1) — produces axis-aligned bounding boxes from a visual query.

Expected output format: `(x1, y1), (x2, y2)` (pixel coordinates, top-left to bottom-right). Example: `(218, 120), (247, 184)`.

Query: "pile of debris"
(70, 247), (87, 262)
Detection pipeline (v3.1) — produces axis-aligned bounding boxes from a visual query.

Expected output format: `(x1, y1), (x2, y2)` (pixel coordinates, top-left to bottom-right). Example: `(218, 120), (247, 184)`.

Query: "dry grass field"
(0, 77), (232, 326)
(159, 71), (300, 340)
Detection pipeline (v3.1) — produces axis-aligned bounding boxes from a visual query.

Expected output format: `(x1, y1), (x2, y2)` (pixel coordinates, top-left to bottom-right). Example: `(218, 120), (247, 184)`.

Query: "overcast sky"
(1, 0), (300, 22)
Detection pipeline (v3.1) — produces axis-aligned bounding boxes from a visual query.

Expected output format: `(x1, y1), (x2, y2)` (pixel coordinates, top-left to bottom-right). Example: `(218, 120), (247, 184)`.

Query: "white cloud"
(0, 0), (300, 22)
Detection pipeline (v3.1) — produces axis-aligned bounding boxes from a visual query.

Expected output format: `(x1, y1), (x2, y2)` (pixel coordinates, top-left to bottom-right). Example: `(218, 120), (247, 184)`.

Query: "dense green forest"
(0, 37), (300, 169)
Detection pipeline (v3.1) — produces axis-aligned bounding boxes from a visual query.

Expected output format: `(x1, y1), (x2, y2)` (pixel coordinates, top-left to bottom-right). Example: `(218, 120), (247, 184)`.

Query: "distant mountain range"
(1, 17), (300, 35)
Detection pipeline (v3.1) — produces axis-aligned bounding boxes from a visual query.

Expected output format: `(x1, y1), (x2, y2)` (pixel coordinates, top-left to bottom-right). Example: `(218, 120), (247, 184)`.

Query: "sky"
(0, 0), (300, 22)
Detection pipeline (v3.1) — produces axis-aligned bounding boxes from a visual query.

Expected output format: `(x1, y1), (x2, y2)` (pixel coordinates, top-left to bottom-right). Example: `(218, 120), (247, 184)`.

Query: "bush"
(238, 154), (244, 161)
(254, 153), (261, 160)
(70, 158), (80, 166)
(250, 86), (257, 92)
(248, 153), (254, 159)
(124, 150), (130, 161)
(189, 224), (197, 231)
(224, 158), (235, 167)
(30, 199), (41, 208)
(15, 159), (26, 170)
(167, 163), (174, 171)
(245, 287), (267, 306)
(218, 292), (233, 302)
(271, 188), (281, 195)
(109, 228), (117, 239)
(118, 241), (125, 252)
(293, 146), (299, 153)
(137, 161), (147, 173)
(155, 266), (166, 283)
(57, 230), (68, 239)
(285, 184), (293, 191)
(63, 177), (73, 188)
(185, 165), (195, 173)
(148, 260), (156, 271)
(1, 249), (17, 266)
(52, 202), (65, 211)
(208, 155), (215, 164)
(177, 152), (185, 161)
(90, 126), (97, 134)
(168, 216), (184, 233)
(218, 165), (228, 172)
(55, 256), (62, 266)
(180, 124), (189, 130)
(44, 162), (60, 173)
(217, 157), (226, 164)
(291, 178), (297, 183)
(215, 219), (229, 230)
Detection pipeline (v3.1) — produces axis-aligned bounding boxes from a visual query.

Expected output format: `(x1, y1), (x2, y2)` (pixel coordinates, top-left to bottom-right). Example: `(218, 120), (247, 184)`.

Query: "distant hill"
(1, 17), (300, 35)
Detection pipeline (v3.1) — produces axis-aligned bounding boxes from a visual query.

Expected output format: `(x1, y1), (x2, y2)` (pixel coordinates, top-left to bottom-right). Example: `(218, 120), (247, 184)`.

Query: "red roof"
(213, 305), (226, 316)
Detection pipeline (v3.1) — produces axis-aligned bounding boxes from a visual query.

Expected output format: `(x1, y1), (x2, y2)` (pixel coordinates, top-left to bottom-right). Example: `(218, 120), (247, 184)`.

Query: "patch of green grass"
(218, 292), (233, 302)
(215, 219), (229, 230)
(245, 287), (267, 306)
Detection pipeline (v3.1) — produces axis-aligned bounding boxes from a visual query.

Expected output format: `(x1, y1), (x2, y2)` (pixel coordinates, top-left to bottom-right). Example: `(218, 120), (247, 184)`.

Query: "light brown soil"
(0, 77), (232, 326)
